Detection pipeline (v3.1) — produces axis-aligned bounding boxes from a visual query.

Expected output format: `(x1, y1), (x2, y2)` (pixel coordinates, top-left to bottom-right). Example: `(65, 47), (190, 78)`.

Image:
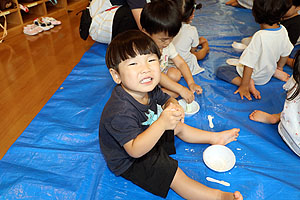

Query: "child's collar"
(262, 24), (282, 31)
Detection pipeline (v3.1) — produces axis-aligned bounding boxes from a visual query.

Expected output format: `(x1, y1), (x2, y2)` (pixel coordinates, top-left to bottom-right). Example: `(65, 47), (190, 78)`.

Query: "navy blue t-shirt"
(99, 85), (170, 176)
(110, 0), (147, 9)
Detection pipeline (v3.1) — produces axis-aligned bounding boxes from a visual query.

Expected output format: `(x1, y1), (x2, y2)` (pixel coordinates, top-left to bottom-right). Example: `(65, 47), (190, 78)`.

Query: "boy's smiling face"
(109, 53), (161, 100)
(150, 32), (174, 50)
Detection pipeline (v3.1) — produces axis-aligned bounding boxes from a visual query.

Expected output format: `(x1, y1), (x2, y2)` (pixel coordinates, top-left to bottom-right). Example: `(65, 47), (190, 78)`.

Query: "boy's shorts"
(216, 65), (240, 83)
(121, 130), (178, 198)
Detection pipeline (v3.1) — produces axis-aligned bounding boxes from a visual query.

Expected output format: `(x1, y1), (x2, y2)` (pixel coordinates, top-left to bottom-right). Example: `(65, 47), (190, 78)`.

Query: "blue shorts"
(216, 65), (240, 83)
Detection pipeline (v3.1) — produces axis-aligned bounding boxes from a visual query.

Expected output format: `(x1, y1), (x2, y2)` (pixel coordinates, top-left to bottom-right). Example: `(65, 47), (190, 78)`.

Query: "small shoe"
(24, 24), (43, 33)
(41, 17), (55, 28)
(23, 25), (40, 35)
(44, 17), (61, 25)
(33, 18), (53, 31)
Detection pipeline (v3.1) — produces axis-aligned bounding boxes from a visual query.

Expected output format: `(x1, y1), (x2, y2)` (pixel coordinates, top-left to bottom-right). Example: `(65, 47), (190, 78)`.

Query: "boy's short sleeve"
(281, 31), (294, 57)
(107, 113), (142, 146)
(239, 33), (262, 69)
(168, 43), (179, 59)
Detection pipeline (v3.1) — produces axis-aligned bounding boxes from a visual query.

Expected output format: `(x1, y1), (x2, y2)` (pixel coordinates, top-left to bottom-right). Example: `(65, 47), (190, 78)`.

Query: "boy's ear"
(109, 68), (121, 84)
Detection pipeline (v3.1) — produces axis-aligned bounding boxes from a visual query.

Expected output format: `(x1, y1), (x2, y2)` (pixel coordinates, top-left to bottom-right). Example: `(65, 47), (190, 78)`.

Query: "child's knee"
(167, 68), (181, 82)
(216, 65), (239, 83)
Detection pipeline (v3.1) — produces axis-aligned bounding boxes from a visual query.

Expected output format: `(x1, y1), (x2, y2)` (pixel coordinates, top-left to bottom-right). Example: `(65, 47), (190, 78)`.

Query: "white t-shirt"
(89, 0), (119, 43)
(172, 23), (204, 75)
(160, 42), (178, 73)
(237, 0), (253, 9)
(278, 76), (300, 157)
(237, 25), (294, 85)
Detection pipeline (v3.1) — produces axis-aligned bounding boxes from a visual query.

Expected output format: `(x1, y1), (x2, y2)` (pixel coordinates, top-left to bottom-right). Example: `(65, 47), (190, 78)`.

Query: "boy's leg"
(286, 58), (295, 68)
(249, 110), (281, 124)
(171, 167), (243, 200)
(167, 67), (182, 82)
(174, 123), (239, 145)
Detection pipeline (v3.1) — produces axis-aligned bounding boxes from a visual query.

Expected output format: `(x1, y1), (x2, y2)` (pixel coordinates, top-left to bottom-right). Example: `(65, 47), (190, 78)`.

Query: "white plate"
(241, 37), (252, 46)
(226, 58), (243, 67)
(232, 42), (247, 53)
(203, 145), (236, 172)
(178, 99), (200, 116)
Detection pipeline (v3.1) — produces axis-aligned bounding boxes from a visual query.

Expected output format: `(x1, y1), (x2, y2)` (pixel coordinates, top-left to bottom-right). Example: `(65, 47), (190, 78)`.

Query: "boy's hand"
(189, 83), (203, 95)
(160, 103), (183, 130)
(234, 85), (252, 100)
(179, 86), (194, 104)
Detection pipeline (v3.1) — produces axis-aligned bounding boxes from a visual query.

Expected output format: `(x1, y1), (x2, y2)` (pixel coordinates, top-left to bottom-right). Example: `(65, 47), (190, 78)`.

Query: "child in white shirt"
(249, 50), (300, 157)
(217, 0), (294, 100)
(172, 0), (209, 75)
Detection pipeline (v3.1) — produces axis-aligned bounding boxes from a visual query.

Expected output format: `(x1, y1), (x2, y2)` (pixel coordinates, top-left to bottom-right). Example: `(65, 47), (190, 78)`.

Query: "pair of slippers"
(23, 17), (61, 36)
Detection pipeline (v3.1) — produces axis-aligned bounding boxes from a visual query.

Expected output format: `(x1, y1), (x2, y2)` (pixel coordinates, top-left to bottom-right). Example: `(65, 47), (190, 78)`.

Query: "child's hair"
(292, 0), (300, 7)
(175, 0), (202, 23)
(287, 50), (300, 101)
(252, 0), (292, 26)
(140, 0), (182, 37)
(105, 30), (161, 71)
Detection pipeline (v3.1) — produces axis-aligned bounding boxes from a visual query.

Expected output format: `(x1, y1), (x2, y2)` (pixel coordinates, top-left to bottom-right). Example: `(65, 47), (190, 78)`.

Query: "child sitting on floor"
(141, 0), (202, 103)
(172, 0), (209, 75)
(99, 29), (243, 200)
(282, 0), (300, 68)
(216, 0), (294, 100)
(249, 49), (300, 157)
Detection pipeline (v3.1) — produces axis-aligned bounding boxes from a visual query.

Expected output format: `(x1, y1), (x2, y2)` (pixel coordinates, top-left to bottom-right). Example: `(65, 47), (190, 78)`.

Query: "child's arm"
(123, 103), (183, 158)
(277, 56), (288, 71)
(171, 55), (203, 95)
(190, 37), (210, 60)
(234, 65), (253, 100)
(160, 73), (195, 103)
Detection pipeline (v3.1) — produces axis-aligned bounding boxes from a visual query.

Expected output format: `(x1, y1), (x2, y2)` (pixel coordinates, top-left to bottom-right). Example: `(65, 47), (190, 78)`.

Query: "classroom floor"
(0, 12), (94, 159)
(1, 0), (300, 199)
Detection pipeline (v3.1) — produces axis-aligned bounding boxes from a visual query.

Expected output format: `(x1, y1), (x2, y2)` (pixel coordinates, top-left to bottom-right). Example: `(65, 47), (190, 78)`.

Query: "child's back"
(238, 25), (293, 85)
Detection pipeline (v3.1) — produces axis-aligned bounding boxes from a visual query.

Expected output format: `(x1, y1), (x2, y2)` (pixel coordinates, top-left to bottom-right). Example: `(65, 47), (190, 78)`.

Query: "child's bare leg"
(286, 58), (295, 68)
(249, 79), (261, 99)
(167, 67), (182, 82)
(161, 88), (179, 98)
(175, 123), (239, 145)
(171, 167), (243, 200)
(249, 110), (281, 124)
(273, 69), (290, 82)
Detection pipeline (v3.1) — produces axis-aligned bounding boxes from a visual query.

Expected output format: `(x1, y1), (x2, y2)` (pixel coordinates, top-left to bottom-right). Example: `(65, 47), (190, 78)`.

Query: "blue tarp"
(1, 0), (299, 199)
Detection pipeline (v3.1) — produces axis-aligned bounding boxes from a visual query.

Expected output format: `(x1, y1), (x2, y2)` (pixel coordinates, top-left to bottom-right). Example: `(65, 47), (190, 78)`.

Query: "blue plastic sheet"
(1, 0), (300, 199)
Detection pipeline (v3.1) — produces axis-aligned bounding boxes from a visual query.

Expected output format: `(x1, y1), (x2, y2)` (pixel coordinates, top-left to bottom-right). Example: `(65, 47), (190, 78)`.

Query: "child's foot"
(274, 69), (290, 82)
(212, 128), (240, 145)
(249, 110), (280, 124)
(249, 79), (261, 99)
(221, 191), (243, 200)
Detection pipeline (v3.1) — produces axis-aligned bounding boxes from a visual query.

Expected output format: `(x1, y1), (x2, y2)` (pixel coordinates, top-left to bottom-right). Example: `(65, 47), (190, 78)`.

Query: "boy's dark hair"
(287, 50), (300, 101)
(105, 30), (161, 71)
(293, 0), (300, 7)
(252, 0), (292, 26)
(140, 0), (182, 37)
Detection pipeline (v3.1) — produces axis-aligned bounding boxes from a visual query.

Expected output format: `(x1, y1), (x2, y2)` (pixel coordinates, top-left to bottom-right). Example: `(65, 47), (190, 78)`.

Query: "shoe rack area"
(0, 0), (89, 39)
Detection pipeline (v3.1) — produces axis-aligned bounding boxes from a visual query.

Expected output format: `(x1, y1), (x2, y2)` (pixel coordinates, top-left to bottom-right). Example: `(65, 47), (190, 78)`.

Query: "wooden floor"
(0, 12), (94, 159)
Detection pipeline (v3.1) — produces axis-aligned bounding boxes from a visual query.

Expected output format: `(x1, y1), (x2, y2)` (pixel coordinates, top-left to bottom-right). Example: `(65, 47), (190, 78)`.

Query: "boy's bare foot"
(233, 191), (243, 200)
(212, 128), (240, 145)
(221, 191), (243, 200)
(249, 79), (261, 99)
(273, 69), (290, 82)
(249, 110), (280, 124)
